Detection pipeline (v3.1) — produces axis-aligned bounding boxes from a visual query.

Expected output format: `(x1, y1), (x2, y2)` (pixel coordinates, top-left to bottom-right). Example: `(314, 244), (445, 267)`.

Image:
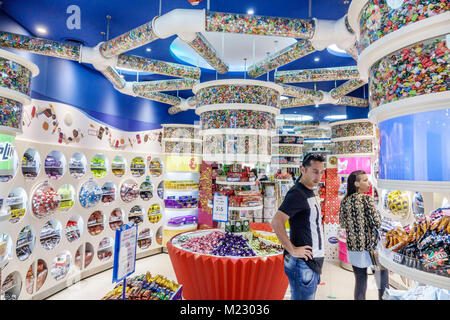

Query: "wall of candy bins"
(0, 138), (166, 300)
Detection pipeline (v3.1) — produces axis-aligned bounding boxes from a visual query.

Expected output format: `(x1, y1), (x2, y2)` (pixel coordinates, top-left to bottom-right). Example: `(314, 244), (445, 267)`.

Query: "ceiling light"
(36, 26), (47, 35)
(247, 9), (254, 15)
(324, 114), (347, 120)
(327, 44), (346, 54)
(280, 95), (289, 100)
(315, 103), (319, 108)
(146, 48), (151, 52)
(314, 57), (320, 62)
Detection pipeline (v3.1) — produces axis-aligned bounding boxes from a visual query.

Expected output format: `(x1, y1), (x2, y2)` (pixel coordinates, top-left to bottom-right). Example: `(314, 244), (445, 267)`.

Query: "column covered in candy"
(132, 79), (199, 93)
(101, 66), (126, 90)
(330, 79), (366, 100)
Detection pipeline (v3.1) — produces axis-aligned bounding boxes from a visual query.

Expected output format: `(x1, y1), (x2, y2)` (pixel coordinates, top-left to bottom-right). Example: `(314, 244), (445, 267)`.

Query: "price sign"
(112, 223), (138, 283)
(392, 252), (403, 264)
(212, 193), (229, 222)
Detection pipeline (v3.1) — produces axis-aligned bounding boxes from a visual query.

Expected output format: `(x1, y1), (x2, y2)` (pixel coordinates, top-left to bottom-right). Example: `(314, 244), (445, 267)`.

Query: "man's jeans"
(284, 253), (320, 300)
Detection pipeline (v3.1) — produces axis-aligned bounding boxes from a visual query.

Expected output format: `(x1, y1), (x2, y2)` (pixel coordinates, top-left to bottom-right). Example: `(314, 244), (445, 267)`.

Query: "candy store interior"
(0, 0), (448, 302)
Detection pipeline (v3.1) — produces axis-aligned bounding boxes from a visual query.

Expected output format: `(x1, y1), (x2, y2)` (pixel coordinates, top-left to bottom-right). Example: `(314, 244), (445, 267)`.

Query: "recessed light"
(280, 95), (289, 100)
(146, 48), (151, 52)
(314, 57), (320, 62)
(315, 104), (319, 108)
(36, 26), (47, 35)
(247, 9), (254, 15)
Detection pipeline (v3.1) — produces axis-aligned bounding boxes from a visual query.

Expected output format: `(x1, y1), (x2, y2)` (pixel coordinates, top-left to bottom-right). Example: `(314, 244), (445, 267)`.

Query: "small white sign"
(113, 224), (137, 282)
(212, 193), (229, 222)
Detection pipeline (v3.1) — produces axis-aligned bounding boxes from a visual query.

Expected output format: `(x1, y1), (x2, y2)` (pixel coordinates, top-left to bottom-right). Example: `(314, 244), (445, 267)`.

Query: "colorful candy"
(102, 66), (126, 89)
(203, 134), (271, 155)
(330, 79), (366, 99)
(0, 97), (22, 130)
(117, 54), (200, 80)
(132, 79), (198, 93)
(164, 141), (202, 154)
(196, 84), (280, 108)
(280, 96), (315, 108)
(205, 11), (315, 39)
(0, 57), (32, 95)
(336, 96), (369, 107)
(79, 180), (102, 208)
(272, 145), (302, 155)
(100, 20), (158, 58)
(331, 121), (374, 139)
(163, 126), (199, 139)
(200, 110), (276, 130)
(247, 40), (315, 78)
(187, 33), (229, 74)
(359, 0), (449, 52)
(0, 31), (80, 61)
(334, 139), (373, 154)
(136, 91), (182, 106)
(280, 83), (323, 100)
(369, 35), (449, 108)
(32, 183), (60, 218)
(275, 66), (360, 83)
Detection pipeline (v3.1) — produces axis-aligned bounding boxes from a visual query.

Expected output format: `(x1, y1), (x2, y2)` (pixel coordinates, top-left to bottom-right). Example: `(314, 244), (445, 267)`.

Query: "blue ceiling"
(1, 0), (368, 122)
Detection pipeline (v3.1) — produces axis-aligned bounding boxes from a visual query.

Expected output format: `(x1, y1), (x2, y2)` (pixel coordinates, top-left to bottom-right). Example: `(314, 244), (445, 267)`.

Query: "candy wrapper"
(205, 11), (315, 39)
(369, 35), (449, 108)
(275, 66), (360, 83)
(0, 31), (80, 61)
(200, 110), (276, 130)
(331, 121), (374, 139)
(0, 57), (32, 95)
(359, 0), (449, 52)
(117, 54), (200, 80)
(196, 84), (280, 108)
(247, 40), (315, 78)
(100, 20), (158, 58)
(187, 33), (229, 74)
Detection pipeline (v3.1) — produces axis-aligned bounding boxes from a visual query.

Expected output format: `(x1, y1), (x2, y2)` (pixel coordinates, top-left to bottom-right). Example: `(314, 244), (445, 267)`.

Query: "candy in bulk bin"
(330, 79), (366, 99)
(331, 121), (374, 139)
(369, 35), (449, 108)
(138, 228), (153, 249)
(0, 56), (32, 95)
(200, 110), (276, 130)
(79, 179), (102, 208)
(334, 140), (373, 154)
(336, 96), (369, 107)
(120, 179), (139, 203)
(117, 54), (201, 80)
(102, 66), (125, 90)
(40, 220), (61, 251)
(32, 182), (60, 218)
(359, 0), (449, 51)
(133, 79), (198, 94)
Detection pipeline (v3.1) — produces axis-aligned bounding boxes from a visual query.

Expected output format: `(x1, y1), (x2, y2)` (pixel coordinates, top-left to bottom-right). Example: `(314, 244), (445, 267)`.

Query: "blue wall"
(0, 11), (199, 132)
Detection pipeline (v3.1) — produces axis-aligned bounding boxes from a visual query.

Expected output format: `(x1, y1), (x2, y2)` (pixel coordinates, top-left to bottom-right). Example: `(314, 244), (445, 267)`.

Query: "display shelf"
(331, 136), (374, 143)
(379, 247), (450, 290)
(377, 179), (450, 194)
(200, 128), (276, 136)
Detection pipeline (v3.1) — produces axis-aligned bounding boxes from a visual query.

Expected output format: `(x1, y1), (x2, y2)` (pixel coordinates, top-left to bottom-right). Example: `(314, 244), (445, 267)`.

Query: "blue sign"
(112, 223), (138, 283)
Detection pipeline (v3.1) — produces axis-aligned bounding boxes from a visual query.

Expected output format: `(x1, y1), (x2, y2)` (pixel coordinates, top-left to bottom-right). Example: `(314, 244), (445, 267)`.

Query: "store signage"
(212, 193), (229, 222)
(328, 237), (338, 244)
(112, 223), (138, 283)
(0, 142), (13, 161)
(165, 155), (200, 172)
(337, 157), (371, 175)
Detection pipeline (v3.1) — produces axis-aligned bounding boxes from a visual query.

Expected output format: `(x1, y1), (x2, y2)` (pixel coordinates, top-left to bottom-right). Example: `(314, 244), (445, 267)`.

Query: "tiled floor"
(47, 253), (380, 300)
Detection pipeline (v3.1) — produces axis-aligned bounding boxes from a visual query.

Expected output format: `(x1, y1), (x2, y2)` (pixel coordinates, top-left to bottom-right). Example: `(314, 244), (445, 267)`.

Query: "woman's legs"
(352, 266), (368, 300)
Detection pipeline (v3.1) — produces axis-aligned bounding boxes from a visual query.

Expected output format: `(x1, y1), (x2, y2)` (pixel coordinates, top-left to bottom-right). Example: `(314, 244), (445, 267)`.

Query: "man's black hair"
(302, 152), (325, 167)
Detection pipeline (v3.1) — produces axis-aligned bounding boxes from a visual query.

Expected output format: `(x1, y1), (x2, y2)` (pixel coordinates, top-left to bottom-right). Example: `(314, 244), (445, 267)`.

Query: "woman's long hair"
(345, 170), (366, 198)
